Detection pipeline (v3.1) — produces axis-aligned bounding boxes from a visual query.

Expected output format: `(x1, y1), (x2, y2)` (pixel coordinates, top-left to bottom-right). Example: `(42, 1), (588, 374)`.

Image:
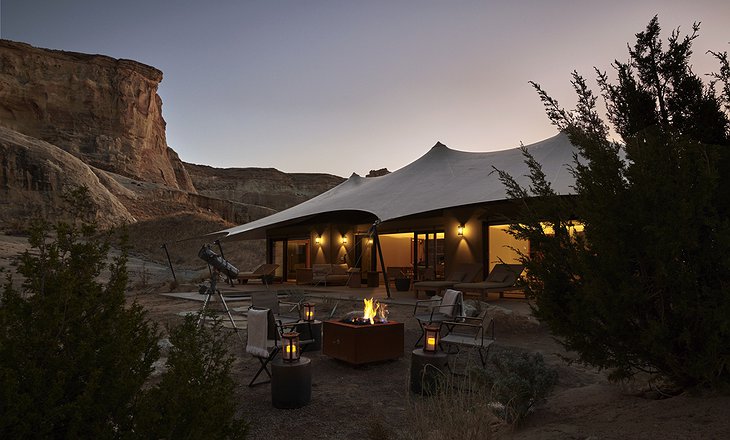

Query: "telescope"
(198, 245), (239, 279)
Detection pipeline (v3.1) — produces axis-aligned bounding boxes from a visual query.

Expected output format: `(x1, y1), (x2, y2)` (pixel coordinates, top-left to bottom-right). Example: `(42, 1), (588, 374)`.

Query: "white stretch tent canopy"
(214, 132), (577, 241)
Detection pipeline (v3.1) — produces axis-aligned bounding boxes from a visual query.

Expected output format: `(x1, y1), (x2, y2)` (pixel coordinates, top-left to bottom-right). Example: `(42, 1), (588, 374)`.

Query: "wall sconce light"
(303, 303), (315, 322)
(281, 331), (301, 363)
(367, 238), (373, 245)
(315, 235), (321, 245)
(457, 224), (465, 236)
(341, 235), (347, 245)
(423, 324), (441, 353)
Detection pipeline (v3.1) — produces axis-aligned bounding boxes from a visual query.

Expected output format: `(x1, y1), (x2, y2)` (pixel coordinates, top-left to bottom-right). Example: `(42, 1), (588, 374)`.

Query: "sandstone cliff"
(0, 125), (135, 228)
(185, 163), (345, 211)
(0, 39), (195, 191)
(0, 40), (346, 271)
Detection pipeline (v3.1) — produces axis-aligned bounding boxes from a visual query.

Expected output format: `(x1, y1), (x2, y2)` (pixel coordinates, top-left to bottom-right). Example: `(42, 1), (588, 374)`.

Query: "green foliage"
(131, 316), (247, 440)
(0, 187), (247, 438)
(472, 350), (558, 425)
(0, 219), (159, 439)
(499, 16), (730, 388)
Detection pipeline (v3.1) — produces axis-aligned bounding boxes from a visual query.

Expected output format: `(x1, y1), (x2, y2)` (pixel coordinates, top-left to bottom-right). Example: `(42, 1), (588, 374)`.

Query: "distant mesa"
(0, 39), (344, 243)
(366, 168), (390, 178)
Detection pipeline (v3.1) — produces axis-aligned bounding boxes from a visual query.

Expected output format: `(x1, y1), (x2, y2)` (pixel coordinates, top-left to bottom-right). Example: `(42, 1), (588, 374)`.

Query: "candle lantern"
(281, 331), (301, 363)
(423, 324), (441, 353)
(303, 303), (315, 322)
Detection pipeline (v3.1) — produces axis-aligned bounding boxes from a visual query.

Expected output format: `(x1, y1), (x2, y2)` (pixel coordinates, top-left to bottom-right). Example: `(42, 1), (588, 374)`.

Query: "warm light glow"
(457, 224), (464, 236)
(315, 235), (321, 245)
(303, 303), (315, 321)
(368, 238), (373, 245)
(282, 331), (300, 362)
(341, 235), (347, 244)
(360, 297), (388, 324)
(363, 298), (378, 324)
(423, 324), (440, 352)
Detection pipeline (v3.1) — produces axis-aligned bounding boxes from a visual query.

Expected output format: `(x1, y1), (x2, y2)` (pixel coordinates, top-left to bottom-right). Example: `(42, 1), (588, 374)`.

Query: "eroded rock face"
(184, 163), (344, 211)
(0, 126), (135, 228)
(0, 40), (195, 192)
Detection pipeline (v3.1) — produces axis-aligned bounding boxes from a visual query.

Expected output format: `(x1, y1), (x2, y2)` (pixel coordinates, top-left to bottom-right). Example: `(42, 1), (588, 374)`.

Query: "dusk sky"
(2, 1), (729, 177)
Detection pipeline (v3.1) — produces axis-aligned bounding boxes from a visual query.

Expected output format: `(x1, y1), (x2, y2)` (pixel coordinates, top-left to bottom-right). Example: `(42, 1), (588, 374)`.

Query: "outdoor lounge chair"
(413, 263), (481, 299)
(250, 290), (301, 327)
(412, 288), (464, 347)
(453, 263), (524, 300)
(440, 308), (495, 370)
(237, 263), (279, 286)
(246, 307), (280, 387)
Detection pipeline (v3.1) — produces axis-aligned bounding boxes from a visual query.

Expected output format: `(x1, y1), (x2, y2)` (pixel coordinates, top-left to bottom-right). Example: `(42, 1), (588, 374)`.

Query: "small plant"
(473, 349), (558, 424)
(402, 372), (498, 440)
(132, 315), (248, 439)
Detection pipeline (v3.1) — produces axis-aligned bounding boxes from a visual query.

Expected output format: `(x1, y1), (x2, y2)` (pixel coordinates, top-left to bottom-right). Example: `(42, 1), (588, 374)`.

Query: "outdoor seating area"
(237, 263), (279, 285)
(195, 281), (511, 401)
(455, 263), (525, 300)
(413, 263), (482, 298)
(296, 263), (350, 286)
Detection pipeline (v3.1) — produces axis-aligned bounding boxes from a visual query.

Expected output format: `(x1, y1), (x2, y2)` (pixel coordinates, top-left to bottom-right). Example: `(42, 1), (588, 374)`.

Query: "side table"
(410, 348), (448, 395)
(271, 357), (311, 409)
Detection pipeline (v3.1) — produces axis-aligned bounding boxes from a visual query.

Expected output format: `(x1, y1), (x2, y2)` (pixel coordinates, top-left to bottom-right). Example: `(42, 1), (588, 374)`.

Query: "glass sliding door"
(415, 231), (445, 280)
(286, 238), (310, 282)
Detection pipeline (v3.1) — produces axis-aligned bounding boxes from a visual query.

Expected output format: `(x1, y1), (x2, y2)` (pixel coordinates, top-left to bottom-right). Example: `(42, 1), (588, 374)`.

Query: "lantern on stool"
(281, 332), (301, 363)
(423, 324), (441, 353)
(303, 303), (315, 322)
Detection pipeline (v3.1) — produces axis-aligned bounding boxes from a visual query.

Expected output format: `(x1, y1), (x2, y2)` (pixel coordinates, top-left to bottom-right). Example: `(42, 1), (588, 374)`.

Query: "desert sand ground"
(2, 232), (728, 439)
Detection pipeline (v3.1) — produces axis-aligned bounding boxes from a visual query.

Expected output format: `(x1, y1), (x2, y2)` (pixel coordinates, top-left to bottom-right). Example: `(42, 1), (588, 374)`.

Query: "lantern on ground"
(282, 332), (300, 363)
(303, 303), (315, 322)
(423, 324), (440, 353)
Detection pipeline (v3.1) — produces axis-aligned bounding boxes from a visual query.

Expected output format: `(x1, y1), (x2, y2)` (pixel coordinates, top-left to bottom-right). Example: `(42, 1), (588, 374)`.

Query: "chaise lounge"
(453, 263), (524, 300)
(413, 263), (482, 299)
(237, 263), (279, 285)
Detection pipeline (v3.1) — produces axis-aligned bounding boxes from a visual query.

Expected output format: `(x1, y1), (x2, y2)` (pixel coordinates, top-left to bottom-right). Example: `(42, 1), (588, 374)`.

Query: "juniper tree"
(0, 187), (247, 438)
(498, 16), (730, 388)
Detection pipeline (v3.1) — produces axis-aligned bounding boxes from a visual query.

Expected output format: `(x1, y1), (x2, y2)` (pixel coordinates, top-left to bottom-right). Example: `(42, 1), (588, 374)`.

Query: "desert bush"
(497, 16), (730, 388)
(130, 315), (247, 439)
(0, 218), (159, 438)
(402, 370), (499, 440)
(0, 187), (247, 439)
(472, 350), (558, 424)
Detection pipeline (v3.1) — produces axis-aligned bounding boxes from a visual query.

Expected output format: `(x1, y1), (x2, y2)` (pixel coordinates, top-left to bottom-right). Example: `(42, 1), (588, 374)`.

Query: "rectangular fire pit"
(323, 320), (404, 365)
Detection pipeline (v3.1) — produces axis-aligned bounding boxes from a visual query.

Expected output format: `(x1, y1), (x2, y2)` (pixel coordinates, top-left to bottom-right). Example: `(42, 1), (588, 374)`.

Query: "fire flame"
(362, 298), (388, 324)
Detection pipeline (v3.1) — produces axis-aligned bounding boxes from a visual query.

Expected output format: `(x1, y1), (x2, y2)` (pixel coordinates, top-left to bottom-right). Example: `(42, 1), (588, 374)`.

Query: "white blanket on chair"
(246, 308), (272, 358)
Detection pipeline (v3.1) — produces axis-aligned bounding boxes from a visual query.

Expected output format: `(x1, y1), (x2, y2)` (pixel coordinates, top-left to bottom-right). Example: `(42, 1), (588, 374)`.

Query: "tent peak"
(432, 141), (448, 149)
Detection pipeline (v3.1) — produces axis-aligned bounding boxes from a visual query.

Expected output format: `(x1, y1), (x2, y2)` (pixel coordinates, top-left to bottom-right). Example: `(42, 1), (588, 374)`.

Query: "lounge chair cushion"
(441, 289), (462, 317)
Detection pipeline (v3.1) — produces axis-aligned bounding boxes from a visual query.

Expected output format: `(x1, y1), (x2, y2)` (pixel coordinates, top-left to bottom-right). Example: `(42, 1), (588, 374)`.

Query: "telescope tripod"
(198, 273), (244, 345)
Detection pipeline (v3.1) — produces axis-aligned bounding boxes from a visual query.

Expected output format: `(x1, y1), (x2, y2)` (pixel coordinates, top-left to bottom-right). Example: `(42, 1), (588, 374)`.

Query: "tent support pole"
(160, 243), (176, 282)
(371, 223), (391, 299)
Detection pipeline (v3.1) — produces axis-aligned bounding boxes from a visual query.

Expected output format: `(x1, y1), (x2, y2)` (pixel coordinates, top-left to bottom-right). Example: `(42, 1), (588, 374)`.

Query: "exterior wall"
(444, 207), (486, 281)
(266, 200), (527, 281)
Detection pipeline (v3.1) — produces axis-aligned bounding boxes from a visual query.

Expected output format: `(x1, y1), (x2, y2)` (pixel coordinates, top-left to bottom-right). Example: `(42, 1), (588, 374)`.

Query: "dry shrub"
(401, 371), (499, 440)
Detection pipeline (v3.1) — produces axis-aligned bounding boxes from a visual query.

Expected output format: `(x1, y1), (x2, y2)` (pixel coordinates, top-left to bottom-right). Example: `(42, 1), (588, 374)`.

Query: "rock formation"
(0, 39), (346, 258)
(185, 163), (345, 211)
(0, 40), (194, 191)
(0, 125), (135, 228)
